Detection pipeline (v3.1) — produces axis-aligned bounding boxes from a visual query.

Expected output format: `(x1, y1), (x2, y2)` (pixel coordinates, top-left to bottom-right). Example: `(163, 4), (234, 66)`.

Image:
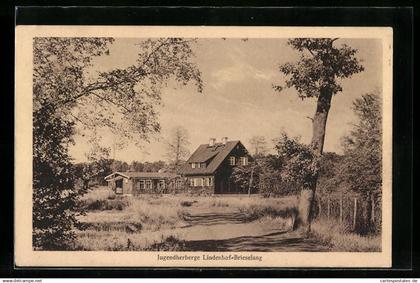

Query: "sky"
(68, 37), (382, 163)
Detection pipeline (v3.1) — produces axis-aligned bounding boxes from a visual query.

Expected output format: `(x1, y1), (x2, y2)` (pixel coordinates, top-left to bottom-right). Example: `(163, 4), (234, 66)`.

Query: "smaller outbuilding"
(104, 171), (181, 195)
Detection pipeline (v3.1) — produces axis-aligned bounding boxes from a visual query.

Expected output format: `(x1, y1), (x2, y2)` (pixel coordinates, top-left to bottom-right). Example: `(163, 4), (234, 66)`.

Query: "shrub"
(239, 204), (297, 222)
(144, 235), (187, 251)
(180, 200), (193, 207)
(310, 219), (381, 252)
(127, 198), (187, 231)
(108, 191), (116, 200)
(82, 198), (130, 211)
(211, 200), (229, 207)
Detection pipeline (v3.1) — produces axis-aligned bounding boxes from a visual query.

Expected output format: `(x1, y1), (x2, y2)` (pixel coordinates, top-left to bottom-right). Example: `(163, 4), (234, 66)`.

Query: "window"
(146, 180), (152, 190)
(139, 180), (145, 189)
(229, 156), (236, 165)
(241, 157), (249, 166)
(201, 162), (206, 168)
(191, 163), (196, 168)
(189, 178), (194, 186)
(197, 163), (201, 168)
(209, 177), (213, 186)
(192, 178), (203, 187)
(203, 178), (210, 186)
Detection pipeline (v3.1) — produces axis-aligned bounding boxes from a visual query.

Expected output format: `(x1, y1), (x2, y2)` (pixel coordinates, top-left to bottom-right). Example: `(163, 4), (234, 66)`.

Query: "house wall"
(131, 177), (182, 195)
(183, 144), (251, 194)
(107, 180), (115, 190)
(214, 143), (251, 194)
(122, 178), (133, 195)
(185, 175), (214, 195)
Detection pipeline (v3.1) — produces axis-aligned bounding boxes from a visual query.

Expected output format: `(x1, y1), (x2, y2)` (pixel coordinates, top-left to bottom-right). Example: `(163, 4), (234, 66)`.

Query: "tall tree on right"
(274, 39), (364, 234)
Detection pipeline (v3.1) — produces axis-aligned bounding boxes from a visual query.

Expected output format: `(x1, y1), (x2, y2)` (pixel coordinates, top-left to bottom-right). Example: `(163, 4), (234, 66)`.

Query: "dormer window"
(191, 163), (196, 168)
(240, 157), (249, 166)
(229, 156), (236, 165)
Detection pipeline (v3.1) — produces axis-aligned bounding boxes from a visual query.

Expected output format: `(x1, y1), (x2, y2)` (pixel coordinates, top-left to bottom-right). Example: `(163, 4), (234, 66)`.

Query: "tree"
(341, 93), (382, 233)
(316, 152), (346, 195)
(33, 37), (202, 249)
(33, 105), (79, 249)
(274, 133), (320, 217)
(165, 126), (191, 168)
(230, 162), (261, 194)
(274, 39), (364, 233)
(249, 135), (268, 157)
(129, 161), (144, 172)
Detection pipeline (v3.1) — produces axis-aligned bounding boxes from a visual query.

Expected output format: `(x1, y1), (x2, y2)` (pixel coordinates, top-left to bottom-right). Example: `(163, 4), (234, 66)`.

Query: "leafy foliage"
(230, 162), (261, 194)
(274, 133), (320, 189)
(33, 38), (114, 249)
(273, 38), (364, 231)
(34, 37), (202, 147)
(274, 38), (364, 99)
(257, 155), (297, 197)
(33, 37), (202, 249)
(33, 104), (80, 249)
(315, 154), (345, 196)
(341, 93), (382, 197)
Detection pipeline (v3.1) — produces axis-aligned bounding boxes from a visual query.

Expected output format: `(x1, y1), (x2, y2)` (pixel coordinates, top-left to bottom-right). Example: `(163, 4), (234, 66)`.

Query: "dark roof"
(178, 140), (245, 175)
(105, 171), (178, 180)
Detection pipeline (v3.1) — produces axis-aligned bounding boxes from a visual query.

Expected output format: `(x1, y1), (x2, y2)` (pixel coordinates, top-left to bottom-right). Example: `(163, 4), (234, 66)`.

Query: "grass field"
(73, 186), (380, 252)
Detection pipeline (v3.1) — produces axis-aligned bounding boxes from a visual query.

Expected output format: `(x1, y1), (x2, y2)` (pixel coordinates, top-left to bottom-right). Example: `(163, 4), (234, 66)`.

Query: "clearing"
(76, 188), (331, 251)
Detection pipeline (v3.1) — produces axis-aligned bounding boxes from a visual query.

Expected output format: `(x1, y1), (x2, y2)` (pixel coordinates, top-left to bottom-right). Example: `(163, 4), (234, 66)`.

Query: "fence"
(315, 193), (382, 234)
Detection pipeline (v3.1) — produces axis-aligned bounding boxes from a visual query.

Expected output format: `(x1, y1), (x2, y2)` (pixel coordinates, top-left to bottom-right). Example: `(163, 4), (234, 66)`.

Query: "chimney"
(221, 137), (228, 145)
(209, 138), (216, 146)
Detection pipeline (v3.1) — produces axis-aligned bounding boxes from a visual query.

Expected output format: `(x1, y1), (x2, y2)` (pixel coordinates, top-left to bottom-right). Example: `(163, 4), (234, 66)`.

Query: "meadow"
(73, 186), (380, 252)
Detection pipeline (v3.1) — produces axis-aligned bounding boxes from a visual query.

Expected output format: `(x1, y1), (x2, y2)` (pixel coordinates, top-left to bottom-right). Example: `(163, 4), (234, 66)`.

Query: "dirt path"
(178, 210), (330, 252)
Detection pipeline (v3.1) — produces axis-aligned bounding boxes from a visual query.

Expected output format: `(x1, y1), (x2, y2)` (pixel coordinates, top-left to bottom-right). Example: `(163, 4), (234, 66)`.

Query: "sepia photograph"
(15, 26), (392, 267)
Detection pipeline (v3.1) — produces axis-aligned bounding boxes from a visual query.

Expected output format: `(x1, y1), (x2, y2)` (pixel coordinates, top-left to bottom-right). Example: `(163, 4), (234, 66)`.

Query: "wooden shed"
(104, 171), (181, 195)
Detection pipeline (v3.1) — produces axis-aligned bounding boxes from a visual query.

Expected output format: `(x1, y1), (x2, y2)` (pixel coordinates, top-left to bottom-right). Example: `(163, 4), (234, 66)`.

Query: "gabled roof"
(105, 171), (178, 181)
(179, 140), (246, 175)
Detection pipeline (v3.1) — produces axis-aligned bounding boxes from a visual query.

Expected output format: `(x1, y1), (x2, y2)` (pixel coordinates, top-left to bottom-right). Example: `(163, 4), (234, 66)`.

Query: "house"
(104, 171), (180, 195)
(178, 137), (252, 194)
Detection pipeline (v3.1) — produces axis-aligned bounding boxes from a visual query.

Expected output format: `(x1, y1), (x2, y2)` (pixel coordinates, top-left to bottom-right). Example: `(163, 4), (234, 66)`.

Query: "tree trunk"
(248, 166), (254, 197)
(318, 198), (322, 219)
(358, 192), (373, 235)
(371, 193), (375, 224)
(295, 87), (333, 234)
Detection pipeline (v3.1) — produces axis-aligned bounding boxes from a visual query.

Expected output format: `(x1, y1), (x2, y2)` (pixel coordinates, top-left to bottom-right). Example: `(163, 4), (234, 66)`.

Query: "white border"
(15, 26), (393, 267)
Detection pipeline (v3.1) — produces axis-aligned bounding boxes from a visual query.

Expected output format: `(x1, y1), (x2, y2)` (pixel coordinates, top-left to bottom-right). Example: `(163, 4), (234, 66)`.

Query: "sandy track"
(178, 210), (330, 252)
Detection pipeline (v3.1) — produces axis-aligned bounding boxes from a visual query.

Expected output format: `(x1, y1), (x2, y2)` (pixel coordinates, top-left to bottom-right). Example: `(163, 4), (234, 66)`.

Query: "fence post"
(339, 195), (343, 224)
(327, 198), (330, 220)
(353, 197), (358, 230)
